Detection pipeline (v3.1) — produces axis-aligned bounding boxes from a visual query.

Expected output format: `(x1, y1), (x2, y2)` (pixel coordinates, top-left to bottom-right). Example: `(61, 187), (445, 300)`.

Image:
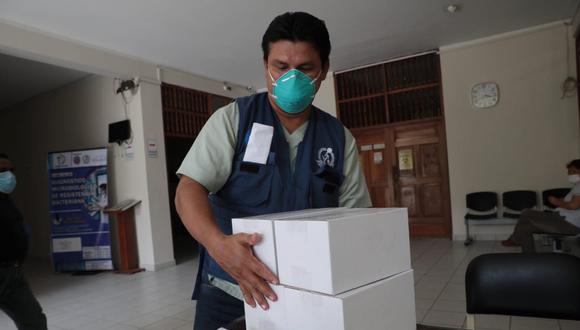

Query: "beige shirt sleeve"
(176, 102), (239, 193)
(339, 127), (373, 208)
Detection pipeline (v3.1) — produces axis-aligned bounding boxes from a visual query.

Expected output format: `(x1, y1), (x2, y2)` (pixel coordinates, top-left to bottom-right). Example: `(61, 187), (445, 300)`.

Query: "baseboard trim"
(141, 259), (176, 271)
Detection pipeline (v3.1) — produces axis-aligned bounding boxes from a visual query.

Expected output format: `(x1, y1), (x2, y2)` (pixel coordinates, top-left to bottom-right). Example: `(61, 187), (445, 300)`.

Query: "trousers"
(193, 279), (244, 330)
(0, 265), (47, 330)
(509, 210), (580, 252)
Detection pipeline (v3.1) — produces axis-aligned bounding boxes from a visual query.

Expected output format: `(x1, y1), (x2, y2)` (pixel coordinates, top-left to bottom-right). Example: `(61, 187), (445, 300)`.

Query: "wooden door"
(391, 120), (451, 237)
(354, 128), (394, 208)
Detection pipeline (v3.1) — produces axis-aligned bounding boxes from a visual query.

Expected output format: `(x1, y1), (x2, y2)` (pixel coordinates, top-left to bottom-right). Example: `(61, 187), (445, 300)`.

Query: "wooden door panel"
(421, 183), (444, 218)
(420, 144), (441, 178)
(370, 187), (387, 208)
(369, 148), (387, 183)
(400, 185), (417, 217)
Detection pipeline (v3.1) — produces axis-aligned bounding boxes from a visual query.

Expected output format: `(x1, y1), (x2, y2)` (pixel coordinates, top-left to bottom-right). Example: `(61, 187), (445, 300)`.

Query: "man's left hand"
(548, 196), (562, 207)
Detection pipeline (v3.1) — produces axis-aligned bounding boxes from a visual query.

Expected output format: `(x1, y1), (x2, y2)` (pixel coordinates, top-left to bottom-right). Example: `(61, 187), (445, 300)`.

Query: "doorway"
(161, 83), (232, 262)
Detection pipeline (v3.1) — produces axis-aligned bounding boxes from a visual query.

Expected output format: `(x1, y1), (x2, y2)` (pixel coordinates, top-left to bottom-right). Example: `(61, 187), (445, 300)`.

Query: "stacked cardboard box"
(232, 208), (416, 330)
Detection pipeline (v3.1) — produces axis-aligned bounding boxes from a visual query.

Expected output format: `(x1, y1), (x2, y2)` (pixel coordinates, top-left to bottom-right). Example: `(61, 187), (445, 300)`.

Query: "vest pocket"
(221, 161), (274, 206)
(310, 166), (345, 207)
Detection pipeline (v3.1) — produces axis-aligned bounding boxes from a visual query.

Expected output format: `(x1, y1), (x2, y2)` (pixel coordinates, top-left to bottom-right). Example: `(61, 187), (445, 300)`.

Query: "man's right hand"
(207, 233), (279, 310)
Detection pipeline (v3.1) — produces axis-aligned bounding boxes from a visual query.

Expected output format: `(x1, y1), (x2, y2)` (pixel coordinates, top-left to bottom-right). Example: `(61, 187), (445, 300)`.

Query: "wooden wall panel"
(336, 53), (442, 129)
(162, 84), (231, 138)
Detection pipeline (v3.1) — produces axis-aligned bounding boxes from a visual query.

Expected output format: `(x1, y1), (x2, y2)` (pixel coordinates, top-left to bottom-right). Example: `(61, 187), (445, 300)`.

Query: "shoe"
(501, 239), (520, 247)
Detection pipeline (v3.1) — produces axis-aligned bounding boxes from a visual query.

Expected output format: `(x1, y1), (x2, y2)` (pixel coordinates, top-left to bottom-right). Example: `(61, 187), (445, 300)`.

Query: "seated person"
(502, 159), (580, 252)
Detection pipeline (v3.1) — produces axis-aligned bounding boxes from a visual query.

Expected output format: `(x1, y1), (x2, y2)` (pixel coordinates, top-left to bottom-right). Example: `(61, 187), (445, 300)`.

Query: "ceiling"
(0, 52), (89, 111)
(0, 0), (578, 91)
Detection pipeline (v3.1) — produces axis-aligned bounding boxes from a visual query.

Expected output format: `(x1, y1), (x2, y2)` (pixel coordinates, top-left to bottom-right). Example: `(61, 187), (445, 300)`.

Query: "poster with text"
(48, 148), (113, 272)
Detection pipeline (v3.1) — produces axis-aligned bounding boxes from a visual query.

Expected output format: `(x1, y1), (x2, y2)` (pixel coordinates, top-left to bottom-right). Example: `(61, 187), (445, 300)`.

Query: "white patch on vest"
(243, 123), (274, 164)
(316, 147), (335, 168)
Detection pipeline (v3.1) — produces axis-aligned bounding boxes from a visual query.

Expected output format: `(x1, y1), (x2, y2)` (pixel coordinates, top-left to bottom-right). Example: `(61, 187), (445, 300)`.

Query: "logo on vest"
(316, 148), (335, 168)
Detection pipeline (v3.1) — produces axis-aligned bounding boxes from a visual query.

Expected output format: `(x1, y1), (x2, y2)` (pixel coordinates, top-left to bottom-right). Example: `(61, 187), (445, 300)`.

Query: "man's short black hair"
(0, 154), (9, 160)
(567, 159), (580, 170)
(261, 12), (331, 66)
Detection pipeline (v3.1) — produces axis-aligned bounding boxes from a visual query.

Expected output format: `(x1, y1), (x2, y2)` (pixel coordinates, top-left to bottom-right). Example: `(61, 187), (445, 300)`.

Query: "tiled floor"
(411, 239), (580, 330)
(1, 239), (579, 330)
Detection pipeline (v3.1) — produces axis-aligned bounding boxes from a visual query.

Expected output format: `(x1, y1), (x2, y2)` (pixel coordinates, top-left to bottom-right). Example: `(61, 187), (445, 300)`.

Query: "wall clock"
(471, 82), (499, 109)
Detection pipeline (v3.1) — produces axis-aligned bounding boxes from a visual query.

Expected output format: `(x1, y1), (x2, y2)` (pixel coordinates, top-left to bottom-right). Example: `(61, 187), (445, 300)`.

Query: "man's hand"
(207, 233), (279, 310)
(548, 196), (563, 207)
(175, 177), (279, 309)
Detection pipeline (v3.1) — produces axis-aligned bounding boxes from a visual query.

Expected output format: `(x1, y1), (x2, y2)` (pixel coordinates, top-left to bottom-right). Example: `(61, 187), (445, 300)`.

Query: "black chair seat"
(466, 253), (580, 320)
(502, 212), (520, 219)
(465, 212), (498, 220)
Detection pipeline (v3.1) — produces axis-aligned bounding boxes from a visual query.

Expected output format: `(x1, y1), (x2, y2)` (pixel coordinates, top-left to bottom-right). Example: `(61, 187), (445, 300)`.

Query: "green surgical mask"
(269, 69), (320, 114)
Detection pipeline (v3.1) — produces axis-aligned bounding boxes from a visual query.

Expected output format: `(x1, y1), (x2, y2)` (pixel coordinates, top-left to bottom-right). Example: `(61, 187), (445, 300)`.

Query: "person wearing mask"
(0, 153), (47, 329)
(175, 12), (371, 330)
(502, 159), (580, 252)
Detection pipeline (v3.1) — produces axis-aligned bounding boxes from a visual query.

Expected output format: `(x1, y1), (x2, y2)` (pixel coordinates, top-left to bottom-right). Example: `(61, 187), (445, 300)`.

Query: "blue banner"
(48, 148), (113, 272)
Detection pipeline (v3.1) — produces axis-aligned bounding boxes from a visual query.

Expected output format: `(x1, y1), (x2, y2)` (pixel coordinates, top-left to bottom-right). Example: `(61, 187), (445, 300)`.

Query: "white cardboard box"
(231, 208), (346, 276)
(234, 208), (411, 295)
(245, 269), (416, 330)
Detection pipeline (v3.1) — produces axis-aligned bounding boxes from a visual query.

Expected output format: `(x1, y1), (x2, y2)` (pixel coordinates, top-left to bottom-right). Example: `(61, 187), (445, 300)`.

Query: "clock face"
(471, 82), (499, 109)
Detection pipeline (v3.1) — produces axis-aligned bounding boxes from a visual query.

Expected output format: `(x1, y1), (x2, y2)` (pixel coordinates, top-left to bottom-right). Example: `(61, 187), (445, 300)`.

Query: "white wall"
(440, 22), (580, 240)
(0, 18), (251, 270)
(0, 75), (118, 258)
(313, 70), (338, 117)
(0, 75), (177, 270)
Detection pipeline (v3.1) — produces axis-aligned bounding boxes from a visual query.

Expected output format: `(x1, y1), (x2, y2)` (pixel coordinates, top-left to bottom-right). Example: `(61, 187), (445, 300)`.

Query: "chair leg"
(465, 314), (475, 330)
(465, 220), (473, 246)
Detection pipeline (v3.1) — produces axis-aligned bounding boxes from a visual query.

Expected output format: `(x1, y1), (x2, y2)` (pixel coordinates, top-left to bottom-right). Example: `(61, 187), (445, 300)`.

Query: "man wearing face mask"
(502, 159), (580, 252)
(0, 154), (48, 330)
(175, 12), (371, 330)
